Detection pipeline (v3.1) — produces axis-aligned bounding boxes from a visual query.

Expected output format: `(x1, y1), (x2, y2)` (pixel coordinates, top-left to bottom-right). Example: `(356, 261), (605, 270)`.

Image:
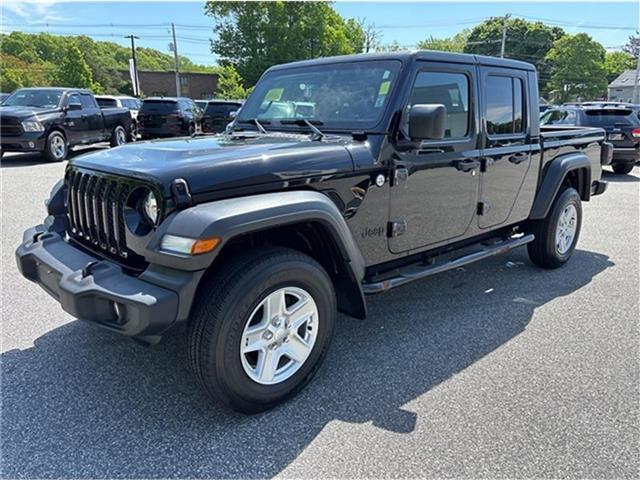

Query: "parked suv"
(96, 95), (141, 141)
(138, 97), (202, 139)
(542, 105), (639, 174)
(17, 52), (610, 413)
(201, 100), (243, 134)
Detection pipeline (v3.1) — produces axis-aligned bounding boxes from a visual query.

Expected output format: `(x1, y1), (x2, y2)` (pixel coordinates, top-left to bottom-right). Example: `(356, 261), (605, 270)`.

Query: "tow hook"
(81, 261), (101, 279)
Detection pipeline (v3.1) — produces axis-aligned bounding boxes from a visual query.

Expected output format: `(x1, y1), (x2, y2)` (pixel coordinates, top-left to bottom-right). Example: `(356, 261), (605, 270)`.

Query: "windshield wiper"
(280, 118), (325, 141)
(234, 118), (269, 134)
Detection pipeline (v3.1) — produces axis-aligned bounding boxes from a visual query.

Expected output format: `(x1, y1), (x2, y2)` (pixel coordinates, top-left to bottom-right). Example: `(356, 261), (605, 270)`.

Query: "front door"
(478, 68), (532, 229)
(62, 93), (89, 145)
(389, 62), (481, 254)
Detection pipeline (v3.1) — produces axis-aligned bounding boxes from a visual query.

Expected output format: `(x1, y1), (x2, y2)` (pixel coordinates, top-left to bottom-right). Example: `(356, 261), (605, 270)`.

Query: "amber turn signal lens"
(191, 237), (221, 255)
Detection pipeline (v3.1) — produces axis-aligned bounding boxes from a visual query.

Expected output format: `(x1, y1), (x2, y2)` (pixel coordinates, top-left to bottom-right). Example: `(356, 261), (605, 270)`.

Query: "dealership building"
(121, 70), (219, 99)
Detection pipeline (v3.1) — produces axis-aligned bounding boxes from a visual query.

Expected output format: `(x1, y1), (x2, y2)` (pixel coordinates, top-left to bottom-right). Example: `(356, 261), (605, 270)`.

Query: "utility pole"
(633, 51), (640, 104)
(125, 35), (140, 97)
(170, 23), (181, 97)
(500, 14), (511, 58)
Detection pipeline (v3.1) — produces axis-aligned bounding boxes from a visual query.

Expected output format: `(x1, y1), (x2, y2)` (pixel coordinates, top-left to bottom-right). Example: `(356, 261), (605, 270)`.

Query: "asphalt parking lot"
(1, 151), (638, 478)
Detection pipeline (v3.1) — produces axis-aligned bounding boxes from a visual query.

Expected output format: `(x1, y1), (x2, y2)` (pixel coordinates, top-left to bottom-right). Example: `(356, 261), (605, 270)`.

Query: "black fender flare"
(145, 190), (367, 318)
(529, 153), (591, 220)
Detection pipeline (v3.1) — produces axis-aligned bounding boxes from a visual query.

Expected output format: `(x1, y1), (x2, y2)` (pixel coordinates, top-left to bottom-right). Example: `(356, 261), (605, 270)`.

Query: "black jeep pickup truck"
(0, 87), (132, 162)
(16, 52), (611, 413)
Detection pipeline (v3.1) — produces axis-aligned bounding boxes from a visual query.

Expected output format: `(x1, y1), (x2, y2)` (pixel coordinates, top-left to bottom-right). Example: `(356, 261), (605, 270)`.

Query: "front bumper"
(16, 224), (193, 343)
(1, 132), (46, 152)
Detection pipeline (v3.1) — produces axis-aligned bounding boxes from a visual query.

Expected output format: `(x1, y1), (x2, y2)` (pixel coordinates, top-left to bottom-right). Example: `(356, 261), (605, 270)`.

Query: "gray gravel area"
(1, 150), (638, 478)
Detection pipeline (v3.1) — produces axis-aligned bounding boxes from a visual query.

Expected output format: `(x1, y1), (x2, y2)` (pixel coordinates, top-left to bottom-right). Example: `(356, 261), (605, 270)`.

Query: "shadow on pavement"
(602, 169), (639, 183)
(0, 249), (613, 478)
(0, 146), (107, 168)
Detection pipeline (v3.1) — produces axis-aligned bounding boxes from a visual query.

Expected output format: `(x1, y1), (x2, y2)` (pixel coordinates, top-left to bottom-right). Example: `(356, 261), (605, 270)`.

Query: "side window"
(486, 76), (525, 135)
(67, 93), (81, 107)
(80, 94), (97, 109)
(409, 71), (470, 139)
(561, 110), (577, 125)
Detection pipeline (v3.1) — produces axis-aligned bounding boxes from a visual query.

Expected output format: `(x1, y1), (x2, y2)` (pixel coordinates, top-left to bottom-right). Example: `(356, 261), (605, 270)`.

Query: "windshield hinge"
(171, 178), (192, 209)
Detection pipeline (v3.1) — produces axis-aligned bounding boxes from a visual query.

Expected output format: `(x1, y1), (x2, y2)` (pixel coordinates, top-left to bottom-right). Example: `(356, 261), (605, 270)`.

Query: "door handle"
(508, 153), (529, 165)
(454, 159), (481, 172)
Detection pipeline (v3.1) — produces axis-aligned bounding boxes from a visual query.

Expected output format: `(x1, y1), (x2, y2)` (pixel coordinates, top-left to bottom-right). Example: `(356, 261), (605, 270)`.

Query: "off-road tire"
(188, 247), (337, 413)
(44, 131), (68, 162)
(612, 163), (634, 175)
(527, 187), (582, 269)
(110, 125), (128, 147)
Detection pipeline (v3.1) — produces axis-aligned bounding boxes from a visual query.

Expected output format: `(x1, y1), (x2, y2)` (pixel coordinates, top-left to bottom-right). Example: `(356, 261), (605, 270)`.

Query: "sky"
(1, 0), (638, 66)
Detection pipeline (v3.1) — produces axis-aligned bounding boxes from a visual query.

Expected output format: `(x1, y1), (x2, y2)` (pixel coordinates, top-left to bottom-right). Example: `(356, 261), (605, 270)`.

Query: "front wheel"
(110, 125), (128, 147)
(527, 187), (582, 269)
(188, 122), (196, 137)
(612, 163), (634, 175)
(188, 247), (336, 413)
(44, 131), (68, 162)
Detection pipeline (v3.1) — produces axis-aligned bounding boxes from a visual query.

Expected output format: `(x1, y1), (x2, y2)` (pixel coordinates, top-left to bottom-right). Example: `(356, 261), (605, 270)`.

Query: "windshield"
(206, 103), (241, 117)
(3, 89), (63, 108)
(584, 110), (640, 127)
(140, 100), (178, 114)
(238, 60), (401, 130)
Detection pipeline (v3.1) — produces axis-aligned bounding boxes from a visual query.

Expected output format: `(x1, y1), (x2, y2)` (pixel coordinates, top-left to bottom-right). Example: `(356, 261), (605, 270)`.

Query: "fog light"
(28, 141), (35, 148)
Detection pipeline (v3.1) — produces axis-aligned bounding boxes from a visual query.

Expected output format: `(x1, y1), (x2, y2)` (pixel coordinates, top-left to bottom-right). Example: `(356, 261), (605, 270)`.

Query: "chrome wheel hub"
(116, 128), (126, 145)
(556, 204), (577, 255)
(240, 286), (318, 385)
(51, 136), (65, 158)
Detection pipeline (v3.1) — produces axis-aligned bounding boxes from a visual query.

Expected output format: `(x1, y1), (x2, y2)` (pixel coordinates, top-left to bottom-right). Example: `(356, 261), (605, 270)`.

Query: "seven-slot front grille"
(65, 168), (131, 260)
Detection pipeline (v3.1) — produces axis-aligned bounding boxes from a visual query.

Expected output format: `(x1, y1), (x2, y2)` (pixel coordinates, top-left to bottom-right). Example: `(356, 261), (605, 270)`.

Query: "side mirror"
(409, 104), (446, 140)
(66, 102), (82, 111)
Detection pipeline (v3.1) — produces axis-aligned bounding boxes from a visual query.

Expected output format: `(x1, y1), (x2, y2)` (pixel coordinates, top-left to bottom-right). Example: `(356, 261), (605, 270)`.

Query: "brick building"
(121, 71), (219, 99)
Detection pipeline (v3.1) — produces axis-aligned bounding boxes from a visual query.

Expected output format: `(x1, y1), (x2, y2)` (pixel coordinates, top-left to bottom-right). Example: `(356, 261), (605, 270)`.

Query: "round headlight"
(143, 190), (159, 224)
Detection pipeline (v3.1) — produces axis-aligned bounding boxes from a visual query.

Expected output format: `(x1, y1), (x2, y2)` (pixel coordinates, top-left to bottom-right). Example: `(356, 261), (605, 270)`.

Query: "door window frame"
(480, 68), (529, 145)
(398, 61), (479, 149)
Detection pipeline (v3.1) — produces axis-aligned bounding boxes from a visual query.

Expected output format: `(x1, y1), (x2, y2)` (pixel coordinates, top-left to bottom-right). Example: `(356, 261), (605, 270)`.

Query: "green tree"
(464, 17), (564, 95)
(417, 30), (469, 52)
(546, 33), (608, 103)
(55, 45), (98, 90)
(604, 51), (636, 83)
(214, 64), (249, 99)
(623, 34), (639, 59)
(204, 1), (365, 86)
(376, 40), (403, 52)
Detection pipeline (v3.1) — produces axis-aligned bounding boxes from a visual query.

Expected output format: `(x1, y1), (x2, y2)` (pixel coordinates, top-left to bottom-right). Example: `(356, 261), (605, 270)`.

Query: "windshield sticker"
(265, 88), (284, 102)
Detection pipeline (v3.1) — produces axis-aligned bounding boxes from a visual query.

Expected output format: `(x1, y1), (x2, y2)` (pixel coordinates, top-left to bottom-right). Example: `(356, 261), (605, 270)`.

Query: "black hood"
(70, 134), (362, 196)
(0, 105), (60, 120)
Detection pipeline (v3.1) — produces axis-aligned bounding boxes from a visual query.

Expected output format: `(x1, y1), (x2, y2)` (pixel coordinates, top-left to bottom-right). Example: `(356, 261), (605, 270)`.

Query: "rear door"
(478, 67), (533, 229)
(389, 61), (481, 253)
(79, 93), (104, 141)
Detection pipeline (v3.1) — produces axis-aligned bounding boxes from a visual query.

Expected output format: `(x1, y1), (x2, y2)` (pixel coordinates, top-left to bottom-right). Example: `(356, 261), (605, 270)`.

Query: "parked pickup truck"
(0, 87), (132, 162)
(16, 52), (611, 413)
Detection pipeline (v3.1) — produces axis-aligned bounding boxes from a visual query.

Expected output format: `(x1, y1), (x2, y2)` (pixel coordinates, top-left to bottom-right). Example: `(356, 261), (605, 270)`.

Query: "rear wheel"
(527, 187), (582, 269)
(612, 163), (634, 175)
(110, 125), (128, 147)
(188, 247), (336, 413)
(44, 131), (67, 162)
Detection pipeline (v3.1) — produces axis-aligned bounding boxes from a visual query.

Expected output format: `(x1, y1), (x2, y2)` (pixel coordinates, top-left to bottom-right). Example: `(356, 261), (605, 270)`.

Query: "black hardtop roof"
(267, 50), (535, 73)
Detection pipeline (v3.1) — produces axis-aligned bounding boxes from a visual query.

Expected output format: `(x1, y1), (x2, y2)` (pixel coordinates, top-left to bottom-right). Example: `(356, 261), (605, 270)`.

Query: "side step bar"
(362, 234), (535, 294)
